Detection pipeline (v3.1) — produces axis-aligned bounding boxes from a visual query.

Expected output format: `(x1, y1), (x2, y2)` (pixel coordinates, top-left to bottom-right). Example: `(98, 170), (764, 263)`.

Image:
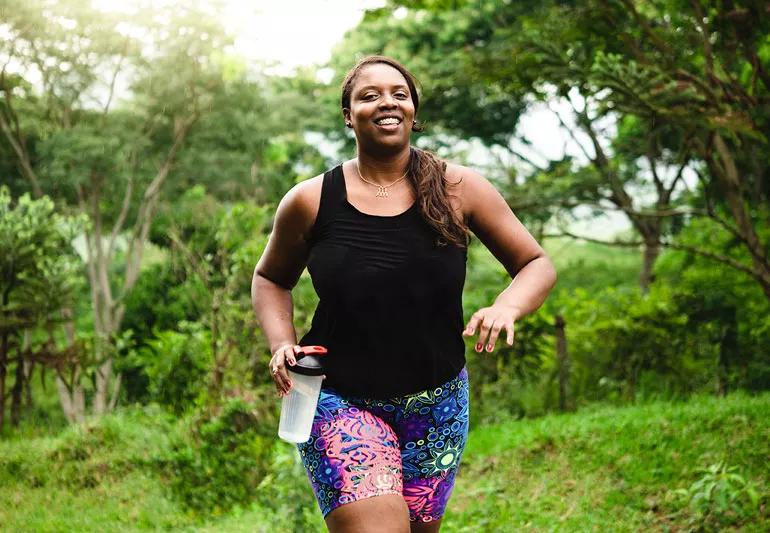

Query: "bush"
(162, 398), (273, 516)
(122, 323), (212, 415)
(0, 405), (177, 490)
(670, 461), (762, 530)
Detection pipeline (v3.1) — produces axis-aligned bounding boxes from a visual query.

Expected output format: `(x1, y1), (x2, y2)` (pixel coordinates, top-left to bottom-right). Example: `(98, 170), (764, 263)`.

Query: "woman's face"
(344, 63), (416, 153)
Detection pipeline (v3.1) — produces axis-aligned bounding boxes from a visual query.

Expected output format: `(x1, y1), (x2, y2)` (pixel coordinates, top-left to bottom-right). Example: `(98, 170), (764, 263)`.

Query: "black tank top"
(299, 164), (467, 398)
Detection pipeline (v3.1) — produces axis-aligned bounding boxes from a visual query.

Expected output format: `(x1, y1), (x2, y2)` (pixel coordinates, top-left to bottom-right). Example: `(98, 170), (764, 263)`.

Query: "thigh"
(394, 367), (470, 523)
(297, 388), (405, 521)
(325, 493), (410, 533)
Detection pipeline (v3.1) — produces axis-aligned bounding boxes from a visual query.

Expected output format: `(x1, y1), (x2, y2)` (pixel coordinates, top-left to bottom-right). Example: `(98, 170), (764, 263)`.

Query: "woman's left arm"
(453, 165), (557, 353)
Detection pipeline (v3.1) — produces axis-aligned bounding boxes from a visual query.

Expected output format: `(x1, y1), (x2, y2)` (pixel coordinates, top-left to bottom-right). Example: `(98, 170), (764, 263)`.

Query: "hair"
(340, 55), (468, 248)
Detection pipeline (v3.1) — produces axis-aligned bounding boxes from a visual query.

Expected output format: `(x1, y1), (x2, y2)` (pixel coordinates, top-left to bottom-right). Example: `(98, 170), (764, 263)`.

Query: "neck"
(355, 145), (411, 185)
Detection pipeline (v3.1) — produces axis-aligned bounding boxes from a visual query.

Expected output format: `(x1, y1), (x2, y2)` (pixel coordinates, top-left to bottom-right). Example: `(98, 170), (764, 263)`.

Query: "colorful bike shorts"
(297, 367), (470, 523)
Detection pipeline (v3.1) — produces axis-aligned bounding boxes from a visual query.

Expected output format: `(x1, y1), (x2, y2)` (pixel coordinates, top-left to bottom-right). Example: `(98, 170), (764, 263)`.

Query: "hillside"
(1, 393), (767, 532)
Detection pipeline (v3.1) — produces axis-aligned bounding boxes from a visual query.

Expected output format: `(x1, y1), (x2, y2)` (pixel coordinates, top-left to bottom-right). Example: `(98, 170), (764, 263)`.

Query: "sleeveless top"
(299, 164), (467, 398)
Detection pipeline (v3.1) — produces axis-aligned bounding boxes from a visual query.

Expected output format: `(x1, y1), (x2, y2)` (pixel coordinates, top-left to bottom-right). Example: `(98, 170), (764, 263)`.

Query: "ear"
(342, 108), (352, 127)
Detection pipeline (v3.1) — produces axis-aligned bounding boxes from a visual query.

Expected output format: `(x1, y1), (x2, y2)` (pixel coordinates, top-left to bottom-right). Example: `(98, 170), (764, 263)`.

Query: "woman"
(251, 56), (556, 533)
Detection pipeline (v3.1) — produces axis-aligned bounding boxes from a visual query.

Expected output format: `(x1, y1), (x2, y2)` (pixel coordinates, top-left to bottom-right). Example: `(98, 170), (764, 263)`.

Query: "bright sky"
(223, 0), (386, 73)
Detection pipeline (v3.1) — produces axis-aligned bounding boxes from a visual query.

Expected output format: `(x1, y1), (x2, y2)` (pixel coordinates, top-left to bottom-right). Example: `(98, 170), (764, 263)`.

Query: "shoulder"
(274, 172), (325, 239)
(444, 162), (487, 188)
(444, 162), (501, 221)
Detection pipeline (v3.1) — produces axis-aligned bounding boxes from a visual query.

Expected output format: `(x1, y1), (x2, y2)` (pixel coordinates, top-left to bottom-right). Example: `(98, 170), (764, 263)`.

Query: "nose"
(379, 93), (398, 109)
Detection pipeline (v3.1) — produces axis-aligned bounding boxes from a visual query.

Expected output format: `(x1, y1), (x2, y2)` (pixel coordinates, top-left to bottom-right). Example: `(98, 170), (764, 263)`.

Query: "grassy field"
(1, 393), (767, 532)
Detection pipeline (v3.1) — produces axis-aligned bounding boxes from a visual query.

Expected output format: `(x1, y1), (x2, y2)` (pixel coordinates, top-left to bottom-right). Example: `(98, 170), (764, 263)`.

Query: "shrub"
(670, 461), (762, 530)
(162, 397), (272, 516)
(123, 323), (212, 415)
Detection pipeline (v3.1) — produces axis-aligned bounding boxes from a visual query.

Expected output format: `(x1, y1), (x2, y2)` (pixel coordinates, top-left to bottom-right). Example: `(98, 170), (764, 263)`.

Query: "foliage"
(0, 188), (83, 329)
(670, 461), (761, 530)
(0, 187), (84, 429)
(160, 397), (273, 516)
(122, 324), (211, 415)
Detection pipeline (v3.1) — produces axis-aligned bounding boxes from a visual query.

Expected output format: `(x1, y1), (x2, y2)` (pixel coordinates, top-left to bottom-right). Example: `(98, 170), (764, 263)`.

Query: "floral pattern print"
(297, 367), (469, 522)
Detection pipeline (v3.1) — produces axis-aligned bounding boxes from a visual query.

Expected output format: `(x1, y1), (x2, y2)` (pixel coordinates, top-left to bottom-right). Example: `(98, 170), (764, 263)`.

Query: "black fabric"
(299, 164), (467, 398)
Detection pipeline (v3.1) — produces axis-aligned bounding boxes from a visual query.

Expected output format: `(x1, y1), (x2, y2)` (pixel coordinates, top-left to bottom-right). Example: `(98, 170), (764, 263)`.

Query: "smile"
(374, 117), (402, 125)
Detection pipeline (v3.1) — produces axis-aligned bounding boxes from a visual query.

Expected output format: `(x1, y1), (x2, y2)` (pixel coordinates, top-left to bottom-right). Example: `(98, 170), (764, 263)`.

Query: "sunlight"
(90, 0), (385, 72)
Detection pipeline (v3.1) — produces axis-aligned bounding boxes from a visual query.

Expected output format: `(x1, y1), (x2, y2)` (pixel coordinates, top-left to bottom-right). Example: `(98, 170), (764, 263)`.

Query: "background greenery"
(1, 0), (768, 530)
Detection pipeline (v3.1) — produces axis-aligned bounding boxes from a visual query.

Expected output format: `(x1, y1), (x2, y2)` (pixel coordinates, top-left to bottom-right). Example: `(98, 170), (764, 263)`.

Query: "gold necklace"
(355, 161), (409, 198)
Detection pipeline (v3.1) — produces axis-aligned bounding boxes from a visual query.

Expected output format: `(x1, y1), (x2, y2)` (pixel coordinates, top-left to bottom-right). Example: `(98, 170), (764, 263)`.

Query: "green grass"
(1, 393), (767, 532)
(445, 392), (770, 532)
(544, 237), (642, 292)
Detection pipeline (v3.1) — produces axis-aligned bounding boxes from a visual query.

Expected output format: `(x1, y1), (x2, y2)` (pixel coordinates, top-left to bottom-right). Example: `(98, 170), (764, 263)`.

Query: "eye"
(395, 91), (409, 99)
(362, 92), (378, 100)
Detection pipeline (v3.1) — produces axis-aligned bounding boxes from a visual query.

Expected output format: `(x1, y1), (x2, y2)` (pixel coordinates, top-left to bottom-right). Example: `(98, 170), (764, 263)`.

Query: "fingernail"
(475, 343), (482, 352)
(486, 344), (493, 352)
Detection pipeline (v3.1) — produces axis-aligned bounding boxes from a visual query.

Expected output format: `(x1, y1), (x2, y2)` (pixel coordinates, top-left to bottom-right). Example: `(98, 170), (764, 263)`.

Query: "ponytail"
(407, 147), (468, 248)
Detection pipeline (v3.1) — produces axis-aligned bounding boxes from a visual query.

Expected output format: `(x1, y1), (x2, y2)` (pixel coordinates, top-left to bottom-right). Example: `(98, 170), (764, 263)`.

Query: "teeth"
(376, 117), (400, 125)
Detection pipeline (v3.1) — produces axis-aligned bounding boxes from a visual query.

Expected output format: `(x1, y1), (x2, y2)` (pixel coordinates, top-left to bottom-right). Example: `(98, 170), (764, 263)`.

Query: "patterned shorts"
(297, 367), (470, 523)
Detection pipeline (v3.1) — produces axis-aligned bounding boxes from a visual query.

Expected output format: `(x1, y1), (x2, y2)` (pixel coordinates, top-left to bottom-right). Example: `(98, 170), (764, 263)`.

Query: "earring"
(346, 122), (352, 128)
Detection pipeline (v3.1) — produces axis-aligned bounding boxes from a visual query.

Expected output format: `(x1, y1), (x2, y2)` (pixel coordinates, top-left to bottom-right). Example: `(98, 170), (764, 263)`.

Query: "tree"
(337, 0), (770, 298)
(1, 0), (231, 417)
(0, 187), (82, 429)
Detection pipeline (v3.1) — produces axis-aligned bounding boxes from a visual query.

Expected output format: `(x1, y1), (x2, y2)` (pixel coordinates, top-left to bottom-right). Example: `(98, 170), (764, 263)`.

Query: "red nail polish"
(486, 344), (493, 352)
(475, 343), (482, 351)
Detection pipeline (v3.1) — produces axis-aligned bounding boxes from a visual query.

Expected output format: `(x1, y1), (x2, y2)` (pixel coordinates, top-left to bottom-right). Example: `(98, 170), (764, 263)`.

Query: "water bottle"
(278, 345), (327, 443)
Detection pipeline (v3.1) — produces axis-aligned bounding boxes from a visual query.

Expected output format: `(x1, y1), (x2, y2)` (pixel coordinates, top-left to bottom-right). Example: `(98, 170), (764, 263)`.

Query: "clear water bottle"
(278, 345), (327, 443)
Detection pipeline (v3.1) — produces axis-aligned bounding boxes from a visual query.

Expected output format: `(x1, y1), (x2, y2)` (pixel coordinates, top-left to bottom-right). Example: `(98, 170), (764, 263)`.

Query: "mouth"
(373, 116), (402, 127)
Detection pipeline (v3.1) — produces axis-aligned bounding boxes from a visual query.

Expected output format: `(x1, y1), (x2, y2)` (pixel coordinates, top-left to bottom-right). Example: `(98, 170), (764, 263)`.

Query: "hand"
(463, 304), (521, 353)
(269, 343), (300, 397)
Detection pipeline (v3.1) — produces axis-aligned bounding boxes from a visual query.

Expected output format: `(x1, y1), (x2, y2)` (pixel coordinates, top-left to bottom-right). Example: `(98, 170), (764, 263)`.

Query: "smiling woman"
(251, 55), (557, 533)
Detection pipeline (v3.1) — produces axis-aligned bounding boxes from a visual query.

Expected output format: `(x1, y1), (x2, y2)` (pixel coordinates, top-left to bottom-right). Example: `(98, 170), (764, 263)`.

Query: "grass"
(543, 237), (642, 293)
(445, 392), (770, 532)
(1, 393), (767, 532)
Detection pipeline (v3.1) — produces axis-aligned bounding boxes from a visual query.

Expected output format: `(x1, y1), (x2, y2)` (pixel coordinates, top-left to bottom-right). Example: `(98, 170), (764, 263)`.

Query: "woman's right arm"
(251, 177), (321, 395)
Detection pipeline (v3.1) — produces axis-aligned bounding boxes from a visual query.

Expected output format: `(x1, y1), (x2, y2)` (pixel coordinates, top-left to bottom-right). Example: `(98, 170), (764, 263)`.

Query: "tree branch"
(0, 67), (43, 197)
(614, 0), (674, 58)
(545, 230), (762, 281)
(107, 176), (134, 264)
(101, 39), (129, 119)
(117, 113), (198, 319)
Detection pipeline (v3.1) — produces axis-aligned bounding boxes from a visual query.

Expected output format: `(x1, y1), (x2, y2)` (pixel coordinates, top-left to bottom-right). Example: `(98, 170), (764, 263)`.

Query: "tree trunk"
(716, 306), (738, 397)
(0, 110), (43, 197)
(0, 331), (7, 433)
(10, 356), (24, 427)
(56, 375), (85, 424)
(57, 308), (86, 422)
(24, 359), (34, 409)
(554, 314), (570, 411)
(94, 360), (110, 415)
(10, 329), (31, 426)
(711, 134), (770, 302)
(640, 239), (660, 293)
(83, 117), (195, 418)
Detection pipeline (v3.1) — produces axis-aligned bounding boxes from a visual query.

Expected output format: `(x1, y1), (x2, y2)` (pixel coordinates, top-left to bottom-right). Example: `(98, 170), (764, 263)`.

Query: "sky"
(222, 0), (386, 73)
